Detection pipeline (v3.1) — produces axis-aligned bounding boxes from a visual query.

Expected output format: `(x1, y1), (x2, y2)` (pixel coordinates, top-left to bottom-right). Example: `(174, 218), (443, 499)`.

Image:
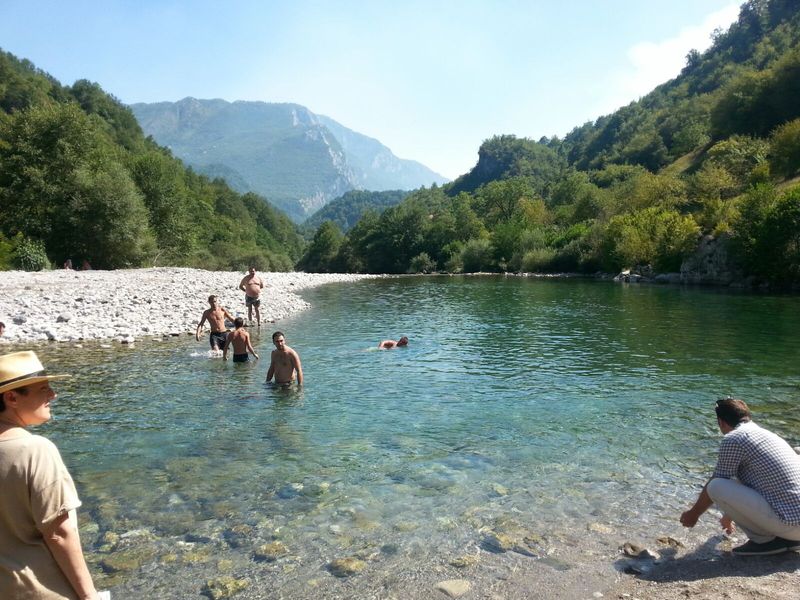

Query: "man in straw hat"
(0, 351), (100, 599)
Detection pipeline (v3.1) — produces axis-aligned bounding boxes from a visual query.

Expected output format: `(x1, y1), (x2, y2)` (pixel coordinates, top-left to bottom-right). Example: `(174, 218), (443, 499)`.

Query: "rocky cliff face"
(130, 98), (448, 222)
(680, 234), (743, 286)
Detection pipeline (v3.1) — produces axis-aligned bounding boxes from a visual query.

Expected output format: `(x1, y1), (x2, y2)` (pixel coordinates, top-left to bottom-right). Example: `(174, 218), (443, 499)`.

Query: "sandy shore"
(0, 268), (378, 344)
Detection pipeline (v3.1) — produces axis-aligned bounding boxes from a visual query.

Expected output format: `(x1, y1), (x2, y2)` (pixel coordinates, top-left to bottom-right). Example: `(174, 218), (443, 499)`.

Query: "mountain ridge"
(130, 98), (448, 221)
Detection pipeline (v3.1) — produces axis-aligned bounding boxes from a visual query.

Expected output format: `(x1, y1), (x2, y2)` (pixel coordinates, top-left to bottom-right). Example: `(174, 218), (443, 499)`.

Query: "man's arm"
(223, 308), (235, 322)
(266, 353), (275, 382)
(680, 481), (713, 528)
(259, 277), (264, 289)
(239, 277), (247, 292)
(42, 511), (98, 600)
(292, 350), (303, 385)
(196, 311), (208, 341)
(222, 335), (232, 360)
(246, 335), (259, 360)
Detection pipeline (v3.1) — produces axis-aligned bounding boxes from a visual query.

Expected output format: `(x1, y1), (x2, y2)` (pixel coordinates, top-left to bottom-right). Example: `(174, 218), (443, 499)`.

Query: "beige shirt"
(0, 429), (81, 599)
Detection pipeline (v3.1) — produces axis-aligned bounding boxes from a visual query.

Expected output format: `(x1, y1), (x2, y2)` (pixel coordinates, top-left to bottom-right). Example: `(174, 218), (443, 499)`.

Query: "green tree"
(769, 118), (800, 178)
(297, 221), (344, 272)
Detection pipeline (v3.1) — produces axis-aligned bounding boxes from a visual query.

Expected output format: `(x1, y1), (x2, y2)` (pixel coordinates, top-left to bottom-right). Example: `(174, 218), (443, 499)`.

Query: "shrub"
(769, 118), (800, 178)
(0, 233), (13, 269)
(408, 252), (436, 274)
(461, 238), (493, 272)
(521, 248), (557, 273)
(13, 237), (50, 271)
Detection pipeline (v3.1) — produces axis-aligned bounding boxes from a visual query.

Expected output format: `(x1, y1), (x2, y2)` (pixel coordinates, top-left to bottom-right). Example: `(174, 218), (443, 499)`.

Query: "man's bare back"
(223, 318), (259, 362)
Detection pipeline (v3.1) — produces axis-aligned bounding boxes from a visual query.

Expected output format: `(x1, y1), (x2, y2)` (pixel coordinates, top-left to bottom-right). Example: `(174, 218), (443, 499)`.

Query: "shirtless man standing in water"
(223, 318), (259, 362)
(196, 295), (235, 352)
(239, 266), (265, 326)
(266, 331), (303, 385)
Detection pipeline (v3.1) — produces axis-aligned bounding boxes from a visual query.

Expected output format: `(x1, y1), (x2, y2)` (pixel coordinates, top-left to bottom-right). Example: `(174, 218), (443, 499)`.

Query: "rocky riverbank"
(0, 268), (378, 344)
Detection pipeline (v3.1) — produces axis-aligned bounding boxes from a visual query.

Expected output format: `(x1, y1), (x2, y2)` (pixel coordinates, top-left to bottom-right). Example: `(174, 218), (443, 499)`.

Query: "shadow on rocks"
(615, 535), (800, 583)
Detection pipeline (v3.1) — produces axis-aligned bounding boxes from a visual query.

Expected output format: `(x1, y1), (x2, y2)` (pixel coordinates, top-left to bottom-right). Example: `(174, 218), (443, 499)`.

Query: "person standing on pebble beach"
(239, 266), (264, 326)
(195, 295), (235, 352)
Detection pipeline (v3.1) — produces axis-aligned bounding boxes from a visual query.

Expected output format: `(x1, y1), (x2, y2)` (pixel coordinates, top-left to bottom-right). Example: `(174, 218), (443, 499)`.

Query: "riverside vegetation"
(299, 0), (800, 287)
(1, 0), (799, 289)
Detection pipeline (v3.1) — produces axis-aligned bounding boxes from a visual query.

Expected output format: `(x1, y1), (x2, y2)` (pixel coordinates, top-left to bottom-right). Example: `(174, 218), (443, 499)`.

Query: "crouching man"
(680, 397), (800, 555)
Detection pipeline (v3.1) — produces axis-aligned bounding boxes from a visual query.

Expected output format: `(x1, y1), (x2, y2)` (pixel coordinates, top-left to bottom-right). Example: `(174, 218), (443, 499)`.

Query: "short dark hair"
(272, 331), (284, 341)
(715, 397), (751, 427)
(234, 317), (244, 328)
(208, 295), (217, 303)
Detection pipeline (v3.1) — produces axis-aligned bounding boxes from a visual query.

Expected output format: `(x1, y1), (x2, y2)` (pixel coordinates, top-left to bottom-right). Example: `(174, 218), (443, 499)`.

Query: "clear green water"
(32, 277), (800, 597)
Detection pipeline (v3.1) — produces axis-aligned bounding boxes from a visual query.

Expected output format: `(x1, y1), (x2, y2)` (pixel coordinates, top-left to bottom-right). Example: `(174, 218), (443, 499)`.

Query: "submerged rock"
(588, 522), (613, 534)
(253, 541), (288, 562)
(203, 576), (249, 599)
(327, 556), (366, 577)
(481, 532), (514, 553)
(435, 579), (472, 598)
(449, 554), (479, 568)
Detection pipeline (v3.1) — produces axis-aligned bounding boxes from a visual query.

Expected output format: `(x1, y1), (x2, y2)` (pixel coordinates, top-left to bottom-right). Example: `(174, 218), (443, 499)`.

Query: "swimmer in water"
(378, 336), (408, 349)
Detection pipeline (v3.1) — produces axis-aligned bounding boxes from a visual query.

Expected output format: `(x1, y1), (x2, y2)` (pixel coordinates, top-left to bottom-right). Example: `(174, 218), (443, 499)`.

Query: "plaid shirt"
(713, 421), (800, 525)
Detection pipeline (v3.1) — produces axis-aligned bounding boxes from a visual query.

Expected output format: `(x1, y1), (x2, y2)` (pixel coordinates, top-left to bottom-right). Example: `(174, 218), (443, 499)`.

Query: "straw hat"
(0, 351), (70, 394)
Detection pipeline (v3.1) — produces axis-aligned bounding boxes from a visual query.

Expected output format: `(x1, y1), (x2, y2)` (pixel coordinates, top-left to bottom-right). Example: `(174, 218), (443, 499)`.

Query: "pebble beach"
(0, 268), (378, 345)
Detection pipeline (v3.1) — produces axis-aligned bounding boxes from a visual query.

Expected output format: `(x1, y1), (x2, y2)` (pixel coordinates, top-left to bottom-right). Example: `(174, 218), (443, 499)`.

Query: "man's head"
(248, 266), (256, 275)
(0, 351), (69, 422)
(0, 321), (5, 337)
(208, 295), (218, 306)
(397, 336), (409, 346)
(715, 397), (751, 429)
(272, 331), (286, 351)
(234, 317), (244, 329)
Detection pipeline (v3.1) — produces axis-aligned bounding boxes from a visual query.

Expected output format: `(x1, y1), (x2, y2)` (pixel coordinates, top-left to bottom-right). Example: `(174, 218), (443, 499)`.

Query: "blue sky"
(0, 1), (741, 179)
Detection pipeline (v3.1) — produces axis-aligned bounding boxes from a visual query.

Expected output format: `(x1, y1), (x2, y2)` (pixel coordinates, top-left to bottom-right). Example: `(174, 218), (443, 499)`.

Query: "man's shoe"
(732, 537), (794, 556)
(778, 537), (800, 551)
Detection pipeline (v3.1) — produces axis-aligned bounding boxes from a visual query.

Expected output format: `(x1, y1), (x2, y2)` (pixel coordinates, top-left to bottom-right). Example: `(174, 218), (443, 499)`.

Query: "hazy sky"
(1, 1), (742, 179)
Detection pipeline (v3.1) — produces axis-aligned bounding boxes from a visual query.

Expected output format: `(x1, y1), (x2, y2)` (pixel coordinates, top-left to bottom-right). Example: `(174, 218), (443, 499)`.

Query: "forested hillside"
(0, 50), (304, 271)
(303, 189), (410, 233)
(304, 0), (800, 287)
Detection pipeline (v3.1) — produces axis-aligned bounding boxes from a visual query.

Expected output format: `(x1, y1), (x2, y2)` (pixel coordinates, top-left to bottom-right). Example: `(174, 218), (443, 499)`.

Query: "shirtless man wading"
(266, 331), (303, 386)
(196, 295), (235, 352)
(239, 266), (265, 326)
(223, 318), (259, 363)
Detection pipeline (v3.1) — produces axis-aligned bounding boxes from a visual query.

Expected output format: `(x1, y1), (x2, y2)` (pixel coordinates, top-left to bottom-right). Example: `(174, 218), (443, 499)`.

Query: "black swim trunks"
(233, 353), (249, 363)
(209, 331), (227, 349)
(245, 295), (261, 307)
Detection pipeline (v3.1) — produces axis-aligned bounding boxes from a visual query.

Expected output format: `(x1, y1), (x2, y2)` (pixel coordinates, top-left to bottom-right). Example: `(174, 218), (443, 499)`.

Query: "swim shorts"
(245, 295), (261, 307)
(233, 353), (249, 363)
(209, 331), (227, 349)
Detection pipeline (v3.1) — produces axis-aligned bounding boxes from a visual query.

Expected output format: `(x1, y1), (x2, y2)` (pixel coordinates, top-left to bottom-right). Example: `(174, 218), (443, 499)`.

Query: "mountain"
(130, 99), (448, 222)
